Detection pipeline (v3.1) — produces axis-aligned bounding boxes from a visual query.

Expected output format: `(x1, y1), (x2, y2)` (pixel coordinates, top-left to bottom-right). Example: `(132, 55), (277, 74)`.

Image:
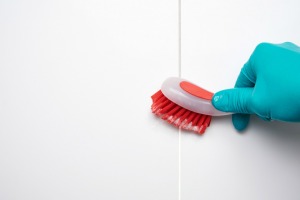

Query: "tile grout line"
(178, 0), (182, 200)
(178, 0), (181, 78)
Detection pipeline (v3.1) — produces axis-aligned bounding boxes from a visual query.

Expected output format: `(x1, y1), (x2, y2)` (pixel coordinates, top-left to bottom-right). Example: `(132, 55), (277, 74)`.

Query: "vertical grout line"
(178, 0), (182, 200)
(178, 0), (181, 78)
(178, 129), (182, 200)
(179, 129), (181, 200)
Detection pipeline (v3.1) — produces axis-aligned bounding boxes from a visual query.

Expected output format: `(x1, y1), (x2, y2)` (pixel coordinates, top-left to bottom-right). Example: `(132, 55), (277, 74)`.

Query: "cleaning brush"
(151, 77), (228, 134)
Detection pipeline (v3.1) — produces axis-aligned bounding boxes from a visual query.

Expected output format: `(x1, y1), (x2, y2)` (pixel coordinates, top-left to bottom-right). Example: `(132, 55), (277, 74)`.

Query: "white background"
(1, 0), (300, 200)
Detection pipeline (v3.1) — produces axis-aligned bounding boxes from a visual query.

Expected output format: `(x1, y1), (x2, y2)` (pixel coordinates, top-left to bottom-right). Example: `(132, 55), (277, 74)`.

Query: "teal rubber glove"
(212, 42), (300, 131)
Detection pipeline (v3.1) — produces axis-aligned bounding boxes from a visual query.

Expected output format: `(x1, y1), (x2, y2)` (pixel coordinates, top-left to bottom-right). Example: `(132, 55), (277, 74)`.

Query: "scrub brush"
(151, 77), (228, 134)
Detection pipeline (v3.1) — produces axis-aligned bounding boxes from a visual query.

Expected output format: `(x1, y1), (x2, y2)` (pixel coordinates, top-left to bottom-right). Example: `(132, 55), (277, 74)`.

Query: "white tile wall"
(181, 0), (300, 199)
(1, 0), (300, 200)
(0, 1), (178, 199)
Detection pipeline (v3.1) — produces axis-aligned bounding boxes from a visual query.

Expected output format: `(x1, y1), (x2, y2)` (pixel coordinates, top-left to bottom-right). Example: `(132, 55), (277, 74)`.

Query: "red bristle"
(151, 90), (213, 134)
(160, 102), (176, 120)
(191, 114), (201, 126)
(151, 103), (160, 113)
(182, 112), (197, 129)
(188, 112), (197, 123)
(186, 114), (202, 132)
(154, 94), (165, 104)
(159, 98), (170, 108)
(168, 107), (186, 124)
(156, 95), (167, 104)
(203, 115), (212, 127)
(173, 109), (189, 127)
(198, 115), (210, 134)
(199, 125), (206, 134)
(151, 90), (163, 102)
(189, 113), (203, 130)
(160, 101), (176, 114)
(153, 98), (169, 114)
(196, 114), (206, 127)
(198, 116), (212, 134)
(177, 110), (192, 127)
(151, 95), (167, 109)
(153, 92), (166, 103)
(162, 104), (181, 120)
(206, 116), (212, 127)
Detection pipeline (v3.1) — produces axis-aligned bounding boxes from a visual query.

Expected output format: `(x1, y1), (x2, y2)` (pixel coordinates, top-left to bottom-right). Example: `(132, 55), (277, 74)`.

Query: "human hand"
(212, 42), (300, 131)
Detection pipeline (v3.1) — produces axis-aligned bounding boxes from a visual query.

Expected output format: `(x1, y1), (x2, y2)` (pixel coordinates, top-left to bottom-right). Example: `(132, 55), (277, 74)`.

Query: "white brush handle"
(161, 77), (230, 116)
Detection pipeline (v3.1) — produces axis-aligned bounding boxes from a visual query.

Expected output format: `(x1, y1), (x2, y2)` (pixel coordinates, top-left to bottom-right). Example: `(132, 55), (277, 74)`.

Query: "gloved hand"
(212, 42), (300, 131)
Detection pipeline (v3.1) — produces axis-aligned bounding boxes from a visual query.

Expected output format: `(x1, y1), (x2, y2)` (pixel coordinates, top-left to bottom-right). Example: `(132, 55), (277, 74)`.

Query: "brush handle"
(161, 77), (230, 116)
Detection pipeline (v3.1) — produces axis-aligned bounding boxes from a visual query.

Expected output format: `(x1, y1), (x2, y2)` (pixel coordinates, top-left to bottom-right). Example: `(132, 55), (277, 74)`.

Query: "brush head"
(151, 77), (229, 134)
(151, 90), (211, 134)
